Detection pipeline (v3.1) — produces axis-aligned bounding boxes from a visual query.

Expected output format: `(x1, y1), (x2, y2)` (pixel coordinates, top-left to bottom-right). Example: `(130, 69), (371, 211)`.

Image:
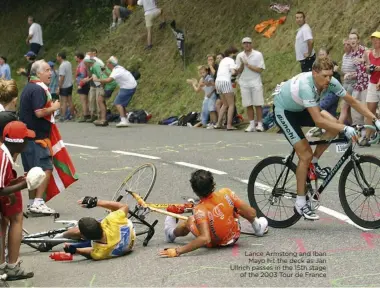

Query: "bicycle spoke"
(345, 187), (363, 195)
(349, 192), (365, 208)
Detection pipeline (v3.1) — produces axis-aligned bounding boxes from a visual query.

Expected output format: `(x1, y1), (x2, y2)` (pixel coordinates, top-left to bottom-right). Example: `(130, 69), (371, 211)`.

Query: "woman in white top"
(214, 46), (239, 130)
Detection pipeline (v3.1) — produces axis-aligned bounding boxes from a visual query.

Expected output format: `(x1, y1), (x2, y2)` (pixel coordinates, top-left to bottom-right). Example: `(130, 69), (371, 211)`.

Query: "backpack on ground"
(128, 109), (148, 123)
(178, 112), (199, 126)
(159, 116), (179, 125)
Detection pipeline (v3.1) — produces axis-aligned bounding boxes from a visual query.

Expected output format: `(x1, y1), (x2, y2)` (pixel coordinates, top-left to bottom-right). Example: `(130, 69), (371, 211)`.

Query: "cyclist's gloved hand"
(80, 196), (98, 208)
(64, 244), (77, 255)
(374, 119), (380, 131)
(343, 126), (358, 142)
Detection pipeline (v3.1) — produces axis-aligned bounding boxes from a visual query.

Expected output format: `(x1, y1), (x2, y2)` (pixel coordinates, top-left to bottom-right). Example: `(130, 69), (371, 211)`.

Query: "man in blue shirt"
(0, 56), (11, 80)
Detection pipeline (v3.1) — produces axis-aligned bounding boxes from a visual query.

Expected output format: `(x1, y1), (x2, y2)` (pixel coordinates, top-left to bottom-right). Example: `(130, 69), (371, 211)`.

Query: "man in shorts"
(58, 197), (135, 260)
(110, 0), (136, 29)
(57, 51), (75, 122)
(236, 37), (266, 132)
(273, 57), (380, 220)
(95, 56), (137, 128)
(137, 0), (166, 49)
(160, 170), (268, 258)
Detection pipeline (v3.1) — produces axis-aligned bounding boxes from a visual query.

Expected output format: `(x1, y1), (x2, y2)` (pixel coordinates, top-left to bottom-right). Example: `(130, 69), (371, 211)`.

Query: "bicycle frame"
(278, 138), (355, 196)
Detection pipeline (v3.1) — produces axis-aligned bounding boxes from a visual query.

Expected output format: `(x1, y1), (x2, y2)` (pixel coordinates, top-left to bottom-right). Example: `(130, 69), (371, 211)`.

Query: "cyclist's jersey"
(273, 72), (346, 112)
(192, 188), (243, 247)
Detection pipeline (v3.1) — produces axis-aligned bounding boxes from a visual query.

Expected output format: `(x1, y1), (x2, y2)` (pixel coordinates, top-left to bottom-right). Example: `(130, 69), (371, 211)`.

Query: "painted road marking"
(65, 143), (99, 149)
(236, 178), (371, 231)
(174, 162), (227, 175)
(112, 150), (161, 160)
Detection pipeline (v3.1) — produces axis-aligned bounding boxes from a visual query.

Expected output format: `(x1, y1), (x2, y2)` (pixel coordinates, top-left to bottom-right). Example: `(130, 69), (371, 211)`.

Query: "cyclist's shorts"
(274, 105), (315, 146)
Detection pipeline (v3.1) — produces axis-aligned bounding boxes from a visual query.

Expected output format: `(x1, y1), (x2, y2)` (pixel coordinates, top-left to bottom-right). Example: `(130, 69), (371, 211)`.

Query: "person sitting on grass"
(159, 169), (268, 258)
(56, 197), (135, 261)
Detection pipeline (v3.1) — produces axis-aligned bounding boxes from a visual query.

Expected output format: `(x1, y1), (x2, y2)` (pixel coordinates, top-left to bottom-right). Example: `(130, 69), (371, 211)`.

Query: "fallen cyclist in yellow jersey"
(56, 197), (135, 260)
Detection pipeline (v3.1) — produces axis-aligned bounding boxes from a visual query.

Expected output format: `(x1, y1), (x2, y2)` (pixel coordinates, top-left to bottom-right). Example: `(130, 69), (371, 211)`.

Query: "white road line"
(174, 162), (227, 175)
(237, 178), (371, 231)
(112, 150), (161, 160)
(317, 206), (372, 231)
(65, 143), (99, 150)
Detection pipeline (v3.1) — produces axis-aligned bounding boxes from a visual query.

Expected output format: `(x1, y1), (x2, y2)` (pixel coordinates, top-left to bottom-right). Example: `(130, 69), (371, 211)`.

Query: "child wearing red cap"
(0, 121), (36, 280)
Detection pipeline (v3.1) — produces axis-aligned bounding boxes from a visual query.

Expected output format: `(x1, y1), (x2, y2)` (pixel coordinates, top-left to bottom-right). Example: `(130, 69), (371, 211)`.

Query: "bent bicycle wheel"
(111, 163), (157, 208)
(248, 156), (301, 228)
(339, 155), (380, 229)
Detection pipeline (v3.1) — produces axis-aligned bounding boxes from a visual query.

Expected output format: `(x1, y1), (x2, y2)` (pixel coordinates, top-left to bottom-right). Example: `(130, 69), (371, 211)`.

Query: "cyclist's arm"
(307, 106), (345, 133)
(343, 93), (377, 122)
(76, 247), (93, 259)
(235, 201), (256, 223)
(176, 221), (211, 256)
(95, 200), (128, 214)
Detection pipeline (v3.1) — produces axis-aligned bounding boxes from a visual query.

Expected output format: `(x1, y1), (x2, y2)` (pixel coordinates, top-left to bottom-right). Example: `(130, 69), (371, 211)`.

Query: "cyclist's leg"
(274, 107), (319, 220)
(313, 110), (340, 159)
(362, 101), (378, 146)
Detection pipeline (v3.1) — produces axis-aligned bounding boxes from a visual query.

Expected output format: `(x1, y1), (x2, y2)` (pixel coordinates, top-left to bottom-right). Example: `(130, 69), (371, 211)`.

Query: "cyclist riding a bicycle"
(56, 197), (136, 260)
(273, 56), (380, 220)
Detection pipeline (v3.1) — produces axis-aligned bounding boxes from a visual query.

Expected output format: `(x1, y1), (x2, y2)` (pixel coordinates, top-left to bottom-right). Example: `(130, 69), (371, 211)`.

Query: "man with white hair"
(95, 56), (137, 127)
(19, 60), (60, 215)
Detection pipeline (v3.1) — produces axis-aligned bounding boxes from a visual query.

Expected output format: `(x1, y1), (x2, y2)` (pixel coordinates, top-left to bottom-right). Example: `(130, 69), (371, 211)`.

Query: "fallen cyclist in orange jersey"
(159, 169), (268, 258)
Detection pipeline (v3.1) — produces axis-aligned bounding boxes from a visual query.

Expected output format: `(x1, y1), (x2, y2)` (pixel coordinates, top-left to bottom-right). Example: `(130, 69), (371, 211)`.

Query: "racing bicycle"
(248, 136), (380, 229)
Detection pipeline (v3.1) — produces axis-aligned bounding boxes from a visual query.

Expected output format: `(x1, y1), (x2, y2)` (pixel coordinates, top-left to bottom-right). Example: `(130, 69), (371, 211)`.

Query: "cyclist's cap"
(108, 56), (118, 66)
(371, 31), (380, 39)
(24, 51), (36, 57)
(84, 55), (96, 63)
(242, 37), (252, 43)
(3, 121), (35, 143)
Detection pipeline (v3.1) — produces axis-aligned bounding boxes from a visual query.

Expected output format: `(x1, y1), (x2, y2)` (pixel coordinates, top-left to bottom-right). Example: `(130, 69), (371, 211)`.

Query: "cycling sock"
(250, 120), (255, 126)
(28, 199), (34, 206)
(296, 195), (306, 207)
(312, 157), (318, 164)
(34, 198), (44, 205)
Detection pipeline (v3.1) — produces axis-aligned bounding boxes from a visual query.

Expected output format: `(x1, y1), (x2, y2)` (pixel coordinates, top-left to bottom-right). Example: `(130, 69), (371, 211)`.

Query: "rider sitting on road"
(159, 169), (268, 258)
(273, 56), (380, 221)
(58, 198), (135, 260)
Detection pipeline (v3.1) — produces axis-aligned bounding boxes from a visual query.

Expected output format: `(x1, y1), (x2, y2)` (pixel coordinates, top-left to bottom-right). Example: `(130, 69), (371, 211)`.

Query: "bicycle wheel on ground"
(248, 156), (301, 228)
(111, 163), (157, 208)
(339, 155), (380, 229)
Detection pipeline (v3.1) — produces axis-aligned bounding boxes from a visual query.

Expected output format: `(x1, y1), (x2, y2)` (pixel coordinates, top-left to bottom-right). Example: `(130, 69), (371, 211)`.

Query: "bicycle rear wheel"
(112, 163), (157, 208)
(339, 155), (380, 229)
(248, 156), (301, 228)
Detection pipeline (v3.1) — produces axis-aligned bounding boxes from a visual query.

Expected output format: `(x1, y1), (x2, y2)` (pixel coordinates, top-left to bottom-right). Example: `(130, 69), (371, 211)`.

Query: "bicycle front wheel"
(112, 163), (157, 204)
(248, 156), (301, 228)
(339, 155), (380, 229)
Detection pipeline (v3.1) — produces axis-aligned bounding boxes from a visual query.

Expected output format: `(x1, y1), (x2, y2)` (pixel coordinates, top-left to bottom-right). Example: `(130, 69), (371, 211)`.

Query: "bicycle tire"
(112, 163), (157, 203)
(248, 156), (301, 228)
(339, 155), (380, 229)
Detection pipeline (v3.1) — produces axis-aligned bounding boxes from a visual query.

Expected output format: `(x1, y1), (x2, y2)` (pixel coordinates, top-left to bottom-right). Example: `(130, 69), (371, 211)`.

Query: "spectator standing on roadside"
(19, 60), (60, 215)
(338, 38), (356, 125)
(56, 51), (75, 122)
(349, 31), (368, 127)
(26, 16), (43, 56)
(75, 52), (91, 122)
(295, 11), (315, 72)
(0, 57), (11, 80)
(236, 37), (266, 132)
(17, 52), (36, 82)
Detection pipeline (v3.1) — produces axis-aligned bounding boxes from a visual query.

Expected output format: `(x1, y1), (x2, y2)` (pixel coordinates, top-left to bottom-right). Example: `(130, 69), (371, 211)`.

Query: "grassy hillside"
(1, 0), (380, 122)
